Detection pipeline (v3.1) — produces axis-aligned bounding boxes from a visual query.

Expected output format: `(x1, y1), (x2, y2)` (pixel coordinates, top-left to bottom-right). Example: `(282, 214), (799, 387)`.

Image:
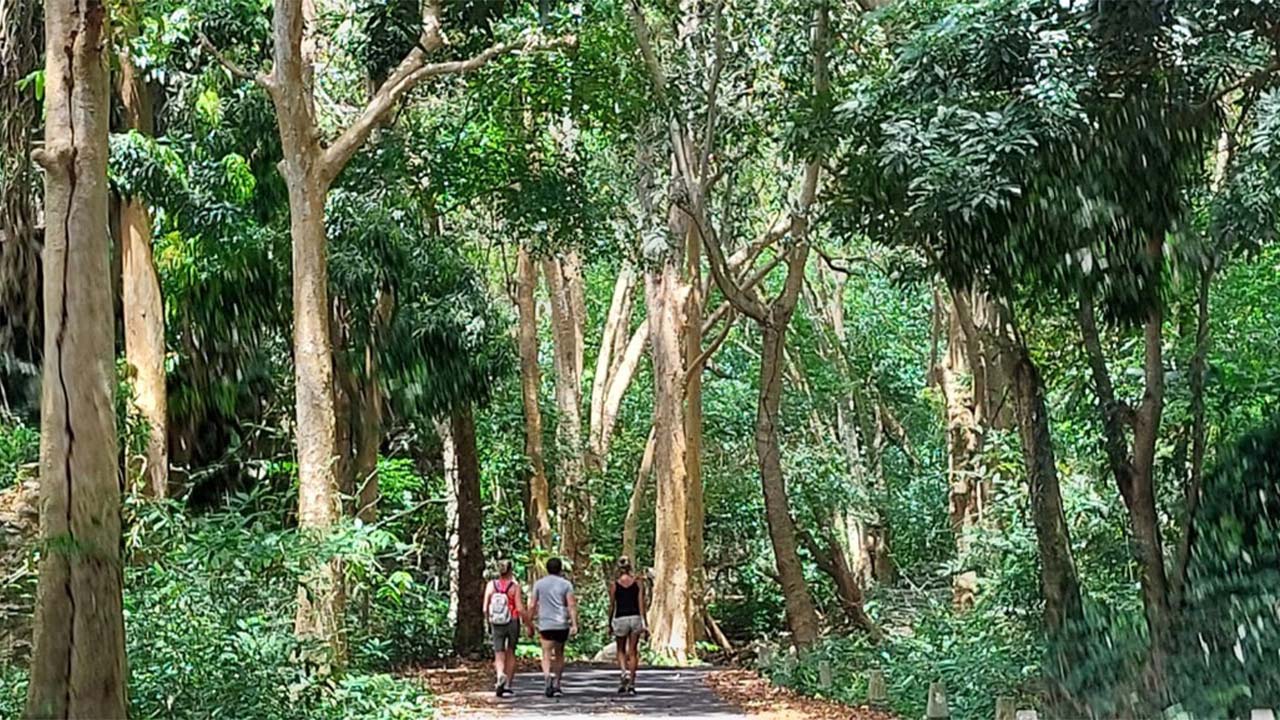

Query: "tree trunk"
(622, 427), (656, 564)
(515, 247), (553, 559)
(1008, 334), (1082, 634)
(758, 322), (822, 647)
(443, 405), (485, 656)
(545, 256), (589, 572)
(644, 262), (698, 662)
(0, 0), (42, 395)
(683, 226), (707, 623)
(1173, 266), (1212, 605)
(937, 293), (984, 610)
(119, 35), (169, 499)
(265, 0), (349, 662)
(353, 359), (381, 523)
(24, 1), (127, 715)
(1078, 264), (1172, 669)
(586, 260), (637, 468)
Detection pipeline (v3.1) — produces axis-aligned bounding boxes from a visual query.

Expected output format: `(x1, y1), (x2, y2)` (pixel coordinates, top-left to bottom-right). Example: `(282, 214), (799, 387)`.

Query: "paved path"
(440, 665), (748, 719)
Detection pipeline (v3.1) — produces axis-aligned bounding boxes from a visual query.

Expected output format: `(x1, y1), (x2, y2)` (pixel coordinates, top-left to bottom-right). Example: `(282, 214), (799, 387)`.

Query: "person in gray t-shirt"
(528, 557), (578, 696)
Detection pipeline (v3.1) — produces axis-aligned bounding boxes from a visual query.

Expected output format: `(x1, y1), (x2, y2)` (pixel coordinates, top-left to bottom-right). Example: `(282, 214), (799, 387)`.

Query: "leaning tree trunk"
(119, 36), (168, 499)
(515, 247), (553, 560)
(24, 1), (127, 715)
(443, 405), (485, 656)
(757, 321), (821, 648)
(622, 428), (656, 564)
(1009, 338), (1082, 633)
(644, 262), (698, 662)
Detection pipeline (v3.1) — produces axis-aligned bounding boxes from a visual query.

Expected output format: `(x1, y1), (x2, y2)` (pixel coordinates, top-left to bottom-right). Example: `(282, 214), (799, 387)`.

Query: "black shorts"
(539, 628), (570, 645)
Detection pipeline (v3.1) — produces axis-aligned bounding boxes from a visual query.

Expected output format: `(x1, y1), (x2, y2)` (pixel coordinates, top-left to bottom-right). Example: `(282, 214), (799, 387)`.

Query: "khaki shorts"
(612, 615), (645, 638)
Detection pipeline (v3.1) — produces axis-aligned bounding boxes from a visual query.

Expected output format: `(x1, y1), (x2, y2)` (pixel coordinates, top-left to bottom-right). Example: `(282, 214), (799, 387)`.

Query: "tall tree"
(514, 247), (553, 563)
(443, 404), (486, 656)
(24, 0), (127, 715)
(201, 0), (569, 658)
(544, 253), (590, 571)
(118, 9), (170, 498)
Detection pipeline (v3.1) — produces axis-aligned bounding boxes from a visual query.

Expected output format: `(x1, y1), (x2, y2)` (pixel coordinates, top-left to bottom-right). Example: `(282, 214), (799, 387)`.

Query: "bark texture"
(1007, 326), (1082, 634)
(515, 247), (553, 558)
(0, 0), (42, 403)
(443, 405), (485, 656)
(119, 43), (169, 499)
(24, 1), (128, 715)
(643, 263), (698, 662)
(544, 255), (589, 572)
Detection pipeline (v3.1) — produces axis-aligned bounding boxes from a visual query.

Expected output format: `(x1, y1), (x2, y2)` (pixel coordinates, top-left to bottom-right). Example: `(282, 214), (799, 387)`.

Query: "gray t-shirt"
(531, 574), (575, 630)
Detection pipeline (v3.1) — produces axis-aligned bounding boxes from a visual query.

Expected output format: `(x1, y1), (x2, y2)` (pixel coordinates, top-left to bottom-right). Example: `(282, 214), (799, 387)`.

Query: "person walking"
(607, 556), (646, 694)
(483, 559), (525, 697)
(528, 557), (578, 697)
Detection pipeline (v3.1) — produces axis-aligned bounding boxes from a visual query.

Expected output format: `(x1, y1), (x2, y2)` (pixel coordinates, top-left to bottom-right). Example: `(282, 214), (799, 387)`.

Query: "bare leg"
(540, 638), (554, 685)
(494, 645), (506, 687)
(504, 645), (516, 686)
(615, 634), (627, 676)
(553, 642), (566, 686)
(627, 633), (640, 681)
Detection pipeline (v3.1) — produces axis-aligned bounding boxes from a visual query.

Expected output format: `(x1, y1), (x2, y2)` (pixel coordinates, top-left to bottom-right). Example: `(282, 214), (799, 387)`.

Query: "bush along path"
(417, 661), (895, 719)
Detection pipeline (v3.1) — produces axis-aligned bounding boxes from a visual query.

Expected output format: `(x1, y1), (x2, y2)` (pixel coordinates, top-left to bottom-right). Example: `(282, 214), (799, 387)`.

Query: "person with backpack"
(483, 559), (525, 697)
(528, 557), (578, 697)
(606, 556), (646, 694)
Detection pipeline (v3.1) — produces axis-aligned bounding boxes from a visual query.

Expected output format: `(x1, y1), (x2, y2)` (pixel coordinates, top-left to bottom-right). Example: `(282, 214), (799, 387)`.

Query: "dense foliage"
(1, 0), (1277, 717)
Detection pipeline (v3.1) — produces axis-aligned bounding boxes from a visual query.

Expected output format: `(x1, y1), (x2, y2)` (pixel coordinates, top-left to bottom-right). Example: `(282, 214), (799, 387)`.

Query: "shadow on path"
(441, 665), (748, 719)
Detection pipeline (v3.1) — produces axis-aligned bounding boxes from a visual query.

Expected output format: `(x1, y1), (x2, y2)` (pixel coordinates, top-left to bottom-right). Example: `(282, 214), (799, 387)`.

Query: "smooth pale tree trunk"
(119, 35), (169, 499)
(936, 294), (984, 610)
(587, 263), (636, 471)
(545, 256), (589, 572)
(622, 428), (656, 564)
(443, 405), (485, 655)
(644, 263), (698, 662)
(515, 248), (553, 559)
(24, 1), (127, 716)
(683, 227), (706, 615)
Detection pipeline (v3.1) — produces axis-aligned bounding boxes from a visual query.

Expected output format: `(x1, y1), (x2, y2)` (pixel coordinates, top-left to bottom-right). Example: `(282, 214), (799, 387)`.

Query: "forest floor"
(416, 660), (895, 719)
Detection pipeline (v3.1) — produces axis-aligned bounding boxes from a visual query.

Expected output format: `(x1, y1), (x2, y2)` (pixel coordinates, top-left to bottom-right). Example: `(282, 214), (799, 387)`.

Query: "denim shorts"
(611, 615), (645, 638)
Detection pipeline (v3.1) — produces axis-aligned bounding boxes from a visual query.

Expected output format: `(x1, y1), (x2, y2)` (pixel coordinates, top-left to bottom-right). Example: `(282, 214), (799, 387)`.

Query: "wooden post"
(818, 660), (833, 690)
(758, 645), (773, 667)
(926, 681), (949, 720)
(995, 697), (1016, 720)
(1014, 711), (1040, 720)
(868, 669), (888, 708)
(1251, 711), (1277, 720)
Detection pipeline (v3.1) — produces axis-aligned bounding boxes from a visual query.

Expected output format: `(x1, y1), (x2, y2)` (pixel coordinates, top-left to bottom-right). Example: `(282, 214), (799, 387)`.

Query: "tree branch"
(1078, 289), (1138, 495)
(626, 0), (667, 103)
(198, 31), (269, 89)
(700, 216), (769, 323)
(321, 33), (575, 183)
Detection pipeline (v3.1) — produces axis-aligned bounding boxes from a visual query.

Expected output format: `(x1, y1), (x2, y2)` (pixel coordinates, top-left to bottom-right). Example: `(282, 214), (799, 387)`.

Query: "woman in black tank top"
(607, 557), (647, 693)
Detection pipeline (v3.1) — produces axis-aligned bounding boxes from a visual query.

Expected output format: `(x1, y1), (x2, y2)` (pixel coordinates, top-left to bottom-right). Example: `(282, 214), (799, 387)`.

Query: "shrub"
(0, 490), (439, 719)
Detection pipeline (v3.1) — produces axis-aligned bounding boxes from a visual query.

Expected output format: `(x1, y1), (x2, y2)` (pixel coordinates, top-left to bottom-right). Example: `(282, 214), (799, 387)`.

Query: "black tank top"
(614, 580), (641, 618)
